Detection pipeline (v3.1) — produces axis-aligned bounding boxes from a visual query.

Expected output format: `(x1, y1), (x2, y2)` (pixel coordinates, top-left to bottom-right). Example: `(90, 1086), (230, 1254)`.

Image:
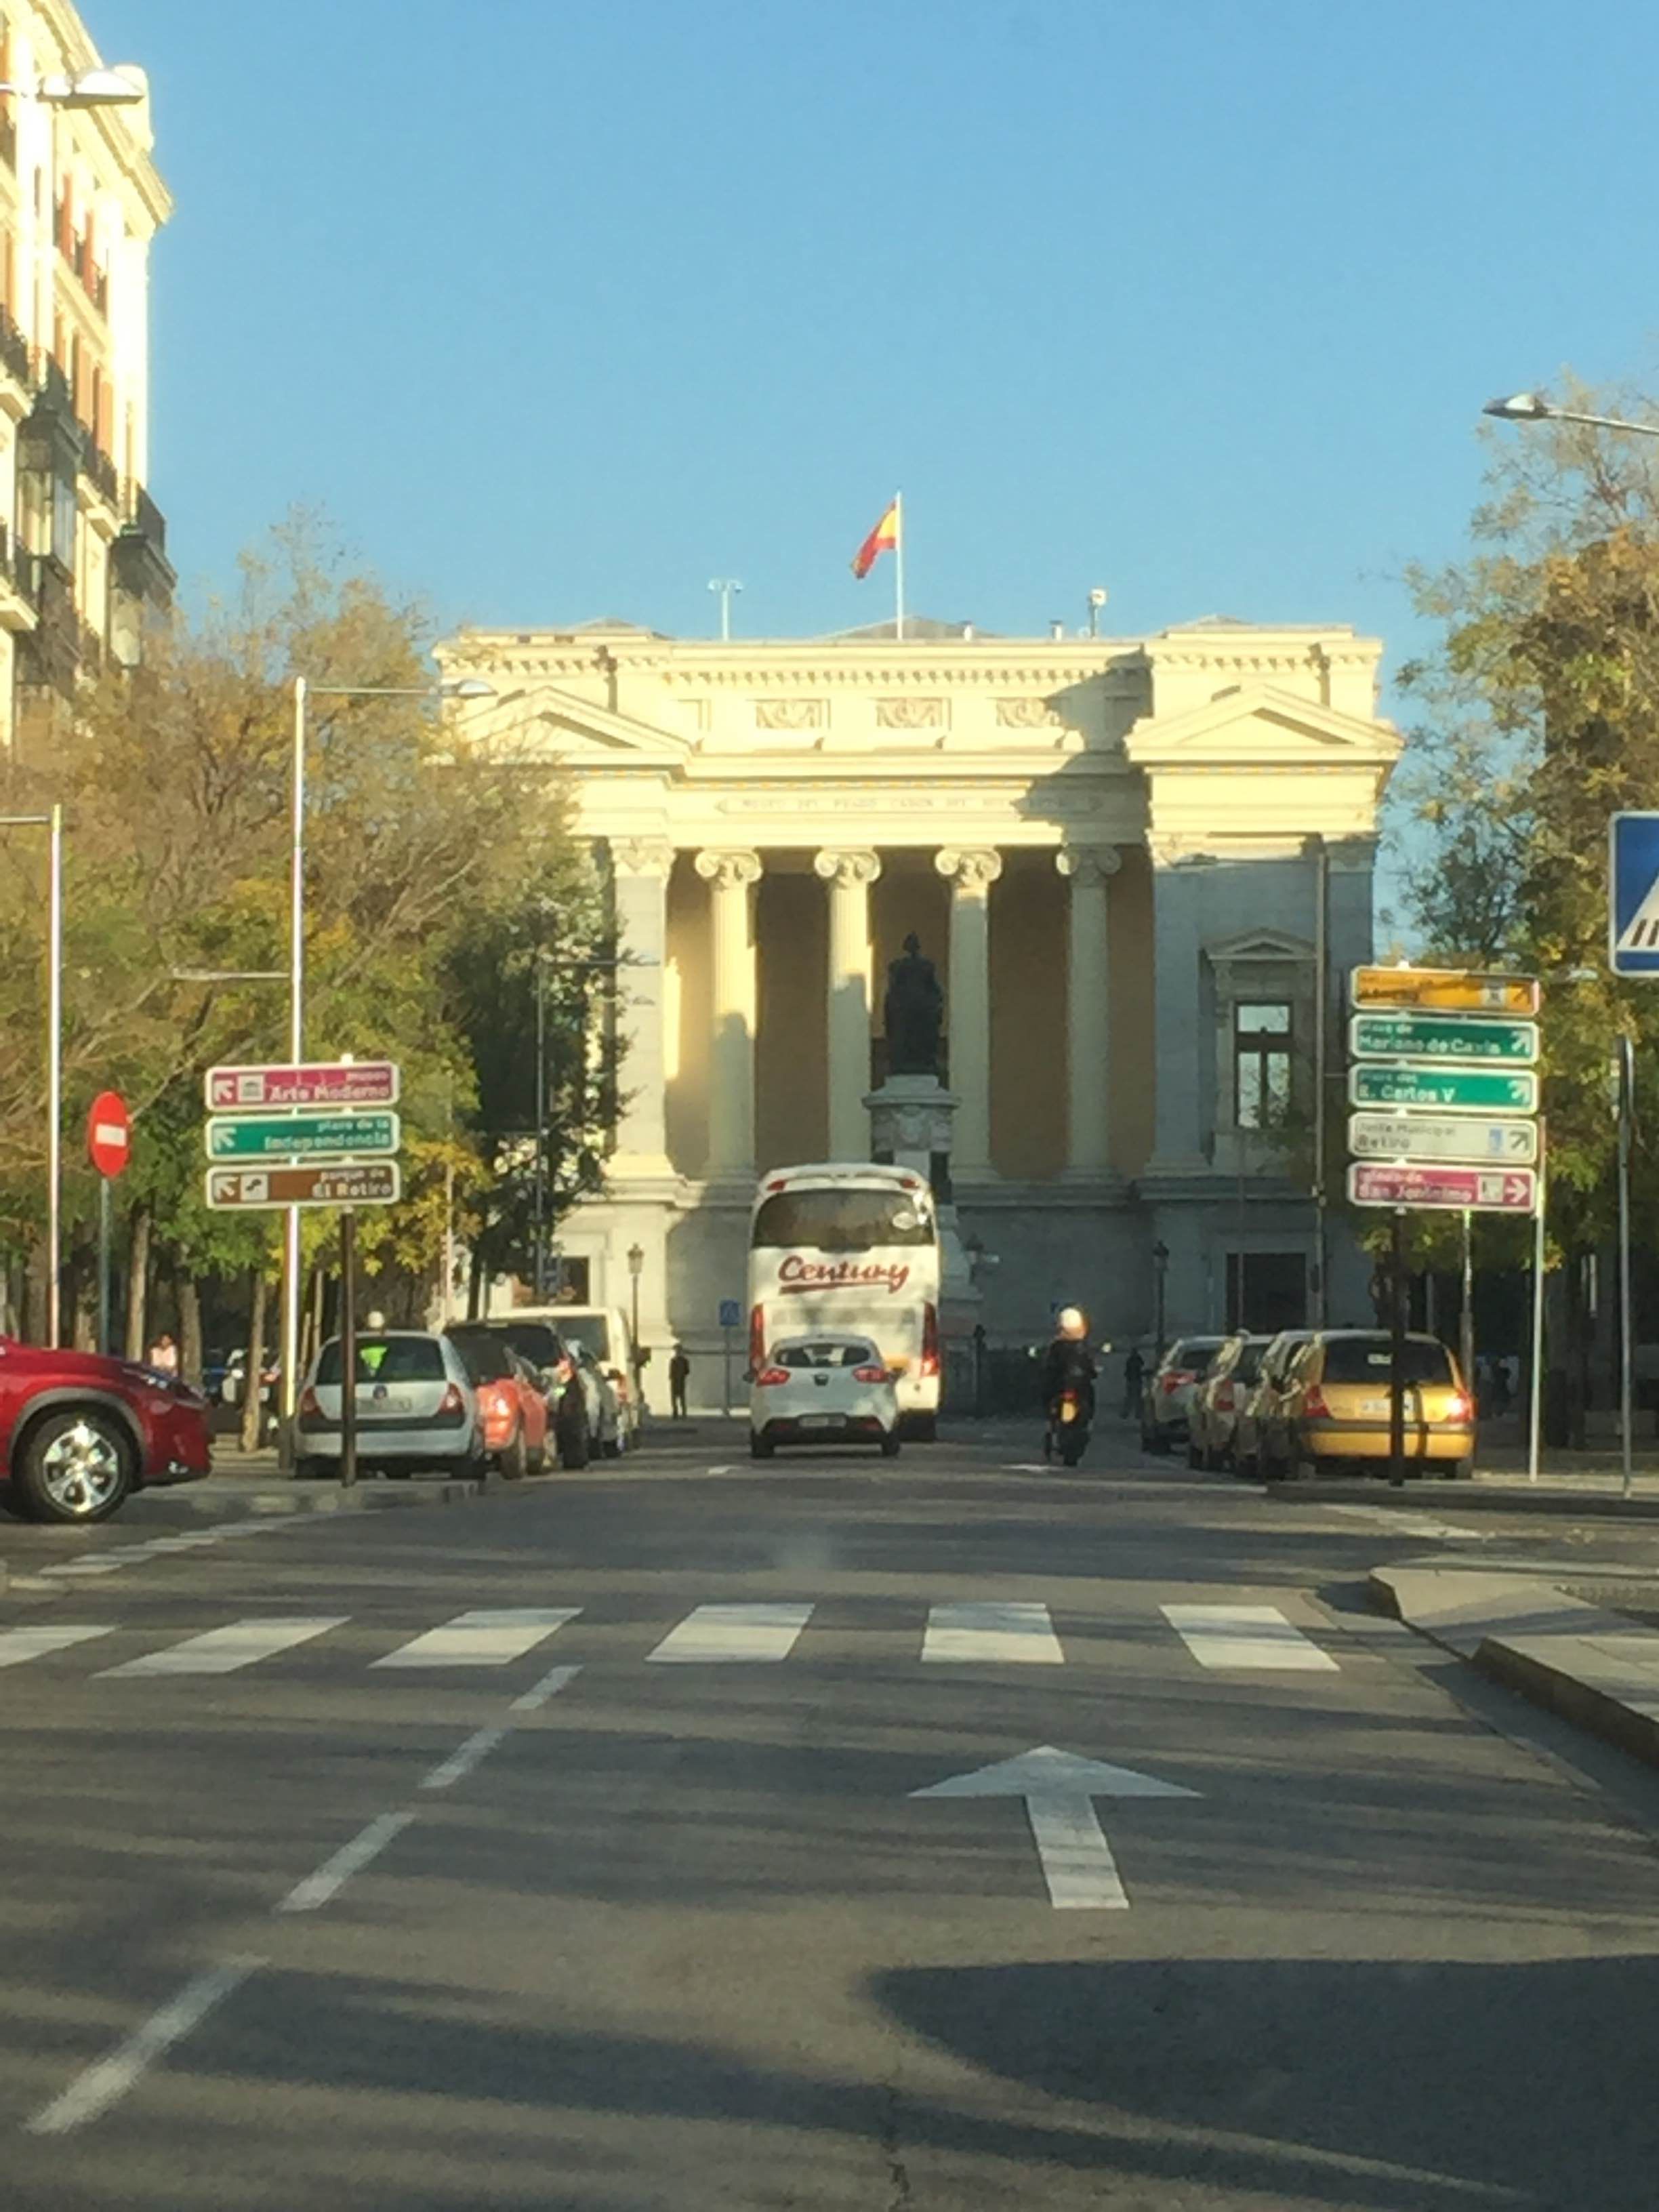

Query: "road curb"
(1370, 1563), (1659, 1772)
(1292, 1480), (1659, 1519)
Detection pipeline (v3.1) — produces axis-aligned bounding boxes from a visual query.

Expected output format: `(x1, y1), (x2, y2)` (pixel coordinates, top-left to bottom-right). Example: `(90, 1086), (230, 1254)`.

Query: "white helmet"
(1057, 1306), (1087, 1340)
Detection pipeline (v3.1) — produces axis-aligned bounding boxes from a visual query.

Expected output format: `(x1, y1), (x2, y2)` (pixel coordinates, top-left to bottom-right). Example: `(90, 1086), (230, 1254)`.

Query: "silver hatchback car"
(294, 1330), (485, 1480)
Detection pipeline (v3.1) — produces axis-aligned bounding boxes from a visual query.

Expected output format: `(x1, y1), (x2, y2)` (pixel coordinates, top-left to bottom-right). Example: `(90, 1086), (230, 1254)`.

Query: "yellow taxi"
(1265, 1330), (1475, 1481)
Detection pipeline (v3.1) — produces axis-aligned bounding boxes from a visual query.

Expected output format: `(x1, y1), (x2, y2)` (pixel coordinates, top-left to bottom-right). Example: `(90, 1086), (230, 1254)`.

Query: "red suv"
(0, 1338), (212, 1523)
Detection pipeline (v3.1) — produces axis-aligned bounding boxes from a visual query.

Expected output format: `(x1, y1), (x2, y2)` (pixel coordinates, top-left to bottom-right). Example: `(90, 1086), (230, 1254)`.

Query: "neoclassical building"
(438, 615), (1399, 1377)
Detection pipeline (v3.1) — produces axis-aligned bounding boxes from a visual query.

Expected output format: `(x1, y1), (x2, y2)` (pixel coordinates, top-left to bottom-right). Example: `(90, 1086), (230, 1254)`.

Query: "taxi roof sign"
(1351, 965), (1540, 1017)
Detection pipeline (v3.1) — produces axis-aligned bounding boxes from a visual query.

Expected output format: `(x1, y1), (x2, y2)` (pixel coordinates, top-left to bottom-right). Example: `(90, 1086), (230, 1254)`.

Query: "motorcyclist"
(1041, 1306), (1097, 1423)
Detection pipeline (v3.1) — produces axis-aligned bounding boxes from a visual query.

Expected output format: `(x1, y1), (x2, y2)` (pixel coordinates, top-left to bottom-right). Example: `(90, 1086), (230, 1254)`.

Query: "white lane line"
(510, 1662), (581, 1713)
(420, 1724), (510, 1792)
(96, 1617), (348, 1678)
(39, 1558), (129, 1578)
(0, 1624), (115, 1668)
(24, 1954), (264, 2135)
(371, 1607), (581, 1668)
(1162, 1603), (1339, 1672)
(705, 1463), (735, 1475)
(922, 1601), (1065, 1665)
(647, 1602), (814, 1663)
(277, 1811), (414, 1914)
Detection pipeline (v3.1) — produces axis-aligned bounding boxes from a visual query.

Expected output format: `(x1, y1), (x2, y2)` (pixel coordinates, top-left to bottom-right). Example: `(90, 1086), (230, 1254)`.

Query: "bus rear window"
(753, 1190), (934, 1252)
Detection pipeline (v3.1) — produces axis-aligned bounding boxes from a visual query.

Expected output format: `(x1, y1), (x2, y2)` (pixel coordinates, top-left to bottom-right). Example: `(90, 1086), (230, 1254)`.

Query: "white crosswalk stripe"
(922, 1601), (1065, 1664)
(96, 1618), (348, 1678)
(0, 1624), (117, 1668)
(372, 1608), (581, 1668)
(1162, 1603), (1339, 1672)
(647, 1603), (815, 1663)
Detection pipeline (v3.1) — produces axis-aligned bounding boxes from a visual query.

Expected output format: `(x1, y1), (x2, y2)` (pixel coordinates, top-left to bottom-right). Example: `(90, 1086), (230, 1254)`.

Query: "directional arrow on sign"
(910, 1744), (1199, 1910)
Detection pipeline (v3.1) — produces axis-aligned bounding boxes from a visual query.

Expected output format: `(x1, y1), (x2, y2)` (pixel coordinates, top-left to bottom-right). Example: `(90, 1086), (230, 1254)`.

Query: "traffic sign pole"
(1528, 1123), (1547, 1484)
(1389, 1210), (1407, 1490)
(340, 1210), (358, 1491)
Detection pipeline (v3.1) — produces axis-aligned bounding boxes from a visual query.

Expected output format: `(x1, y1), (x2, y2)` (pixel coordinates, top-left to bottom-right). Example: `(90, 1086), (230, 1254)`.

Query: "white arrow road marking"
(912, 1745), (1200, 1910)
(923, 1601), (1064, 1664)
(647, 1602), (814, 1662)
(1162, 1603), (1339, 1672)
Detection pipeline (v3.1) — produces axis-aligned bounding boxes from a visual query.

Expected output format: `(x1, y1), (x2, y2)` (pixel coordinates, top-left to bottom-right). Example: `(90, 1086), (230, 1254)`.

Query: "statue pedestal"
(865, 1076), (979, 1370)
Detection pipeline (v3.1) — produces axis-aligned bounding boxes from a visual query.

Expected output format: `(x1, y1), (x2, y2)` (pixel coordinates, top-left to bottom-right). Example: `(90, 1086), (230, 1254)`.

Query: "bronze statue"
(884, 933), (944, 1078)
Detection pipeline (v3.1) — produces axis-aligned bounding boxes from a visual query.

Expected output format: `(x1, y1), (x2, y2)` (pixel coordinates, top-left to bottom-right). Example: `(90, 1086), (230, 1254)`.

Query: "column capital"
(695, 846), (763, 890)
(612, 836), (675, 879)
(1054, 844), (1124, 886)
(813, 847), (882, 888)
(934, 846), (1002, 892)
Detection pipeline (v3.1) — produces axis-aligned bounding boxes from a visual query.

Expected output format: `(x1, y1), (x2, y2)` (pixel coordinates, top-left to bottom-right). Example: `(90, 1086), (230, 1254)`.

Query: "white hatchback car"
(750, 1334), (901, 1460)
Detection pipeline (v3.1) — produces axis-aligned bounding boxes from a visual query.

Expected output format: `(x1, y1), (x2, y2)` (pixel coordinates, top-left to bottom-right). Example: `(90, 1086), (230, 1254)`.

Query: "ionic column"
(609, 838), (674, 1172)
(694, 848), (763, 1176)
(814, 848), (882, 1161)
(1055, 846), (1121, 1176)
(934, 847), (1002, 1176)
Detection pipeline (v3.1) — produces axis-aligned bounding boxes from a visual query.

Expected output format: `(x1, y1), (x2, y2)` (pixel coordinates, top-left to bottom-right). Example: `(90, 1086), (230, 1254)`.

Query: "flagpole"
(893, 491), (905, 642)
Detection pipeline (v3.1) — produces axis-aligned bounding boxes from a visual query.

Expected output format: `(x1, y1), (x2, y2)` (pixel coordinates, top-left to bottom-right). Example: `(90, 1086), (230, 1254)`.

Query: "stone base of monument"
(864, 1075), (980, 1373)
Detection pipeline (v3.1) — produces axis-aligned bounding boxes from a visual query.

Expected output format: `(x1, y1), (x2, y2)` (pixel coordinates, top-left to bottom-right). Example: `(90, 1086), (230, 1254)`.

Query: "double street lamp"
(278, 674), (493, 1454)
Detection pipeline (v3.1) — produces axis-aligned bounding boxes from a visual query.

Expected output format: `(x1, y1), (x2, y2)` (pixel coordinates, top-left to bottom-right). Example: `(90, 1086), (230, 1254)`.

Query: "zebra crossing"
(0, 1598), (1346, 1681)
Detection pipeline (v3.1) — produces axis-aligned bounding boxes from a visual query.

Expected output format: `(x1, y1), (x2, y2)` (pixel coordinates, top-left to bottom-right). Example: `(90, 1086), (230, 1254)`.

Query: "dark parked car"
(0, 1336), (211, 1522)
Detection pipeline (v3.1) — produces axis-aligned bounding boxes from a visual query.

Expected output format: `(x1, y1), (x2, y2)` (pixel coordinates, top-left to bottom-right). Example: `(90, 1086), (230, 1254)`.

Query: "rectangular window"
(1235, 1000), (1292, 1129)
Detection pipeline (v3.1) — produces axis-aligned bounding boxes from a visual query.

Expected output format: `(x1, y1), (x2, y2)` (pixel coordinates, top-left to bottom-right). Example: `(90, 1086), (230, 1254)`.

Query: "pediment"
(472, 682), (691, 768)
(1206, 927), (1313, 964)
(1124, 682), (1400, 769)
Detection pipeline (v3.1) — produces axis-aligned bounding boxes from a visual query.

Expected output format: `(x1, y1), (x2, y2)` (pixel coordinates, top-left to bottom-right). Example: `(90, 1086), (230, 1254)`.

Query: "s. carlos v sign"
(777, 1253), (912, 1296)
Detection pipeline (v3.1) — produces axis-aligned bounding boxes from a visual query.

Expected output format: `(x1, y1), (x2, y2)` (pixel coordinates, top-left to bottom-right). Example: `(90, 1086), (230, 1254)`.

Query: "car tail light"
(755, 1366), (791, 1387)
(481, 1382), (512, 1417)
(750, 1303), (766, 1373)
(853, 1365), (888, 1384)
(1303, 1386), (1330, 1418)
(1161, 1369), (1194, 1393)
(920, 1303), (940, 1379)
(1446, 1392), (1471, 1421)
(438, 1382), (465, 1416)
(1214, 1382), (1235, 1411)
(298, 1385), (321, 1418)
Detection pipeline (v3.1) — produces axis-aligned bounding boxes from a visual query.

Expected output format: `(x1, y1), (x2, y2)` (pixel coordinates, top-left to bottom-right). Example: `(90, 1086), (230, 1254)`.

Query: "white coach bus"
(747, 1162), (943, 1437)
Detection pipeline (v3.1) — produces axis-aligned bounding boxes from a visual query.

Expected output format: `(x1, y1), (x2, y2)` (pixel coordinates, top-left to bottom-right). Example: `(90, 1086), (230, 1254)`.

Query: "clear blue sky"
(92, 0), (1656, 666)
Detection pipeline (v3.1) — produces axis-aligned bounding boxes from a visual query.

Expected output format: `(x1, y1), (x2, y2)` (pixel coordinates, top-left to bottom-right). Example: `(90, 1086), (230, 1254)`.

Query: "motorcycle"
(1044, 1385), (1092, 1467)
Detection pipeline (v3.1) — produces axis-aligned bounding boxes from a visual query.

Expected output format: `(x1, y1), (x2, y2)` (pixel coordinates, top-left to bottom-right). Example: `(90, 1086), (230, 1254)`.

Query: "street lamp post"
(1, 808), (63, 1345)
(279, 674), (493, 1461)
(708, 579), (743, 640)
(627, 1240), (644, 1398)
(1485, 392), (1659, 440)
(1151, 1240), (1170, 1361)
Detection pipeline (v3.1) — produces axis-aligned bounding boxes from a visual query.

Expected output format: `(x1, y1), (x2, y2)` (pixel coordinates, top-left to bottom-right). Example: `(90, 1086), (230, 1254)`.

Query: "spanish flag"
(851, 495), (901, 579)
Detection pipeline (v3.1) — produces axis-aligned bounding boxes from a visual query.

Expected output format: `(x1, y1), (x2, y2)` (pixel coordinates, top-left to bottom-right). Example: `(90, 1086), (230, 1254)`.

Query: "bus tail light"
(920, 1302), (940, 1379)
(749, 1304), (766, 1373)
(754, 1366), (790, 1387)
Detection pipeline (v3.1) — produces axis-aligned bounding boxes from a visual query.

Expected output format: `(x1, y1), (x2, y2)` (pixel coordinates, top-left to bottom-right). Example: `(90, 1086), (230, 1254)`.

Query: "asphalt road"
(5, 1422), (1659, 2211)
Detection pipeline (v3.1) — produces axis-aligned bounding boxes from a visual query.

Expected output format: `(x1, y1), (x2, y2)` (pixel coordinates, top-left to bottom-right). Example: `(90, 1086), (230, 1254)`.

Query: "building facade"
(438, 616), (1399, 1380)
(0, 1), (172, 755)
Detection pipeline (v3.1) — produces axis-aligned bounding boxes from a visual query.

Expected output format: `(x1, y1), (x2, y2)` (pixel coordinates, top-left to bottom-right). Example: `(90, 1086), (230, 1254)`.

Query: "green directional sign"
(1348, 1063), (1540, 1115)
(1349, 1012), (1538, 1065)
(205, 1111), (400, 1162)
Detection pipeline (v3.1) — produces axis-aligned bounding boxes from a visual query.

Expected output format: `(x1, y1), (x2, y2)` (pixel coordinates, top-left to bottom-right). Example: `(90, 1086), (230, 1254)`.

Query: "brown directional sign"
(205, 1162), (401, 1211)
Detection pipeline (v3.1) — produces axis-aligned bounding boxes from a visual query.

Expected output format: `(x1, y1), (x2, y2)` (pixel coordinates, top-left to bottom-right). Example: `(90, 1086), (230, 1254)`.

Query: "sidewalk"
(1372, 1563), (1659, 1771)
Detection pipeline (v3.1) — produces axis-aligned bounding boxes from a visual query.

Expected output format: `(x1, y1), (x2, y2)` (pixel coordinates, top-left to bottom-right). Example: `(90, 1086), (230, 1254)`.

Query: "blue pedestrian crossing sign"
(1611, 813), (1659, 974)
(718, 1298), (742, 1330)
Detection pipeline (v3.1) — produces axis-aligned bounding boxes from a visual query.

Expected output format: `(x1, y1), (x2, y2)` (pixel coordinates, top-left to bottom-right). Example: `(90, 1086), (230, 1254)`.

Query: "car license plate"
(800, 1414), (844, 1431)
(362, 1390), (415, 1414)
(1358, 1399), (1387, 1418)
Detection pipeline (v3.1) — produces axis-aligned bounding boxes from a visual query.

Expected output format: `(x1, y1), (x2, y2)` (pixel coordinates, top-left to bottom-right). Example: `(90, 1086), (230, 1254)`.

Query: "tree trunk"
(468, 1240), (486, 1321)
(240, 1269), (268, 1453)
(123, 1202), (151, 1361)
(178, 1273), (204, 1389)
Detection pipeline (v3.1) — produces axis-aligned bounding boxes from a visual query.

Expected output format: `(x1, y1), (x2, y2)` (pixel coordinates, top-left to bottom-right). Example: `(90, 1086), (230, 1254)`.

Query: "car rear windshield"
(1168, 1338), (1225, 1372)
(775, 1340), (878, 1368)
(1322, 1338), (1454, 1386)
(550, 1313), (614, 1363)
(316, 1337), (446, 1384)
(753, 1189), (933, 1252)
(1233, 1341), (1272, 1385)
(446, 1332), (514, 1382)
(483, 1323), (566, 1369)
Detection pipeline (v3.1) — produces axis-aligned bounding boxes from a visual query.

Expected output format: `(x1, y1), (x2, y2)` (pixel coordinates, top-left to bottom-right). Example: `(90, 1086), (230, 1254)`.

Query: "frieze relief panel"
(875, 698), (946, 731)
(995, 698), (1066, 729)
(754, 699), (826, 731)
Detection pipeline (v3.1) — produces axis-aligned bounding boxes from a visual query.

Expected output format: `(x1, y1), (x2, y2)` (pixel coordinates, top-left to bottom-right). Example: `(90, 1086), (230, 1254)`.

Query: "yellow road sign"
(1351, 966), (1539, 1016)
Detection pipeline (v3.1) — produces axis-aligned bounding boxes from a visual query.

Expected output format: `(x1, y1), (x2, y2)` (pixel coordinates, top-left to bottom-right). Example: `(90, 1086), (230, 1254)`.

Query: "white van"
(492, 1305), (642, 1447)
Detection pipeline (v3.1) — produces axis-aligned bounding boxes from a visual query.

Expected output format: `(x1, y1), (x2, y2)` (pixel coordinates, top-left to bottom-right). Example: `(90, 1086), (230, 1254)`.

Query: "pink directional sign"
(1347, 1162), (1538, 1214)
(204, 1061), (400, 1111)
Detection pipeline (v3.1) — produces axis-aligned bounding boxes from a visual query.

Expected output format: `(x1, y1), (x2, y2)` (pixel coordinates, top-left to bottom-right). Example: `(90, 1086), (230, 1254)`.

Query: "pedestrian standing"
(669, 1344), (691, 1419)
(147, 1331), (178, 1374)
(1122, 1345), (1145, 1420)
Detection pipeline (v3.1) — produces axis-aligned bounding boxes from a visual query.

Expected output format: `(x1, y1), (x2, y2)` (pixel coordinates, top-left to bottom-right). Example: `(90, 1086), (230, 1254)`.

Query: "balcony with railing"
(16, 549), (79, 695)
(0, 302), (29, 396)
(0, 521), (36, 632)
(113, 482), (175, 605)
(81, 438), (119, 510)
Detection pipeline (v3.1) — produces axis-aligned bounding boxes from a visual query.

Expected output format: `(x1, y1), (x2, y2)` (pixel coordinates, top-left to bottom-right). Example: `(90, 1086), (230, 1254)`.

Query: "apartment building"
(0, 0), (171, 754)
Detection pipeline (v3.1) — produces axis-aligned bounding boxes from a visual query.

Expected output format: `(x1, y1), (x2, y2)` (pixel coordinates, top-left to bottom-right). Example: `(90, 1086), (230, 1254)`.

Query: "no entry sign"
(85, 1091), (131, 1179)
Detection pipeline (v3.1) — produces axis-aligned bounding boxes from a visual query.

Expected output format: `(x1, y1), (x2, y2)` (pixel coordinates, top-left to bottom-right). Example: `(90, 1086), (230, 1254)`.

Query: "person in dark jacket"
(1121, 1345), (1146, 1420)
(1040, 1306), (1097, 1421)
